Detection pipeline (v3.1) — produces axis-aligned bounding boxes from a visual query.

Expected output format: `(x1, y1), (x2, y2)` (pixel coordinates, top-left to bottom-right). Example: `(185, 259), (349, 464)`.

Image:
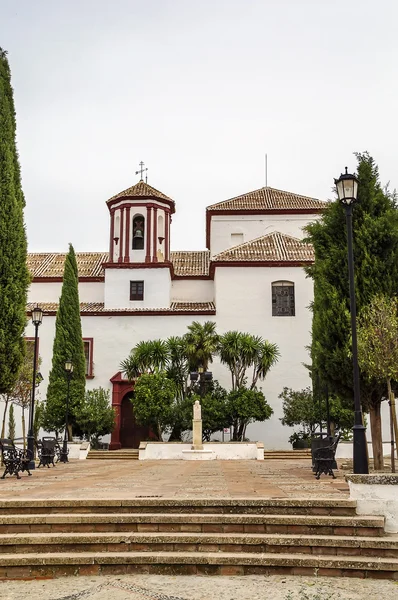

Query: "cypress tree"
(43, 244), (86, 435)
(306, 153), (398, 468)
(0, 48), (30, 393)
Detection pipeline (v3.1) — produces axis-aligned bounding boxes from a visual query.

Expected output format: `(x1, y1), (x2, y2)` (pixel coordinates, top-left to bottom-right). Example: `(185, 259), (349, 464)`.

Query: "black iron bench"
(0, 438), (32, 479)
(36, 437), (58, 468)
(313, 434), (340, 480)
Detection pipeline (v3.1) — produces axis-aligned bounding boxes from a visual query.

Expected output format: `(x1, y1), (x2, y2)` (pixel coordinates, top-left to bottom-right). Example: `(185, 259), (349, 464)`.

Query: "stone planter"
(346, 473), (398, 533)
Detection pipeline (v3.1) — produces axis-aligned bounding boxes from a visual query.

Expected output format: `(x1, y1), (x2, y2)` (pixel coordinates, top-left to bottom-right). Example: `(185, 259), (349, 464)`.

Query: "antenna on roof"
(264, 154), (268, 187)
(135, 161), (148, 182)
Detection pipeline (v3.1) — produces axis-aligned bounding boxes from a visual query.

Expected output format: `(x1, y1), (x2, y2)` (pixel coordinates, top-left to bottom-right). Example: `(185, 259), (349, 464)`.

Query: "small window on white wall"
(231, 233), (244, 247)
(272, 281), (295, 316)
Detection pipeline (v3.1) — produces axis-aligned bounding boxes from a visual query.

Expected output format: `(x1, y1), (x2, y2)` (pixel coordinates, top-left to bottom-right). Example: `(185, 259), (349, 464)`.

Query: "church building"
(25, 177), (326, 449)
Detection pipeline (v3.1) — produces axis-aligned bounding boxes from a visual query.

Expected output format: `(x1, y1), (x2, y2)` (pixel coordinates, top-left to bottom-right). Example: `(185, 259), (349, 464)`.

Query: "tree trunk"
(1, 398), (9, 438)
(387, 379), (396, 472)
(369, 403), (384, 471)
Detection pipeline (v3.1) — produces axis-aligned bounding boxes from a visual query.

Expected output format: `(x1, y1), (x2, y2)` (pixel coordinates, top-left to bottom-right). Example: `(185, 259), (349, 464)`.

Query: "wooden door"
(119, 393), (150, 448)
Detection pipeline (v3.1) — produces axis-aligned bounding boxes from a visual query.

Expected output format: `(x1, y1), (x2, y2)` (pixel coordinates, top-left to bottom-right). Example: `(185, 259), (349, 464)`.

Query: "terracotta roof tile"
(108, 180), (173, 203)
(26, 302), (215, 314)
(27, 252), (209, 278)
(212, 231), (314, 263)
(207, 186), (326, 211)
(27, 253), (108, 278)
(170, 251), (210, 277)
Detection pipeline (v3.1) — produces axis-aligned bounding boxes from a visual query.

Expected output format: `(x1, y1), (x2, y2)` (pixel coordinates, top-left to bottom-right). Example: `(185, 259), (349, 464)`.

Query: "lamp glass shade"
(65, 359), (73, 373)
(31, 305), (43, 326)
(198, 365), (205, 374)
(335, 170), (359, 205)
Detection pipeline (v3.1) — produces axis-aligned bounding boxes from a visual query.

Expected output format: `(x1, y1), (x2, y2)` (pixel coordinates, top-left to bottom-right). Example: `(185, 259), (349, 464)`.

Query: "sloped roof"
(107, 180), (173, 203)
(26, 302), (215, 314)
(212, 231), (314, 263)
(171, 251), (210, 277)
(27, 251), (210, 279)
(27, 253), (108, 278)
(207, 186), (326, 212)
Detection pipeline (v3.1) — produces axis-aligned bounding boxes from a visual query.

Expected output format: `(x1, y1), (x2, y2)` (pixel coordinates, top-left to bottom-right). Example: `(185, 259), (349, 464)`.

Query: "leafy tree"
(184, 321), (219, 370)
(0, 48), (30, 393)
(305, 153), (398, 469)
(10, 345), (42, 447)
(227, 387), (273, 441)
(184, 381), (231, 441)
(131, 373), (176, 440)
(43, 244), (86, 436)
(33, 400), (44, 441)
(165, 336), (191, 441)
(357, 294), (398, 466)
(75, 387), (115, 448)
(219, 331), (279, 390)
(7, 403), (15, 440)
(279, 386), (354, 440)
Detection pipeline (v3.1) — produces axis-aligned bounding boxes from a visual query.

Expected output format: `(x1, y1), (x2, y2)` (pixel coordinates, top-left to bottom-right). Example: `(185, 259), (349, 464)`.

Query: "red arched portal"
(109, 372), (152, 450)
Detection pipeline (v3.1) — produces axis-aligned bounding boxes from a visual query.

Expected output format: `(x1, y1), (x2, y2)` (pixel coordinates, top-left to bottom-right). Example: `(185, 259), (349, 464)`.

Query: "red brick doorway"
(109, 372), (152, 450)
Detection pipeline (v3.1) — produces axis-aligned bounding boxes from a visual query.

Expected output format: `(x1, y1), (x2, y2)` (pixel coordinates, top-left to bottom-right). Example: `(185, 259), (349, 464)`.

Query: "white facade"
(10, 181), (372, 450)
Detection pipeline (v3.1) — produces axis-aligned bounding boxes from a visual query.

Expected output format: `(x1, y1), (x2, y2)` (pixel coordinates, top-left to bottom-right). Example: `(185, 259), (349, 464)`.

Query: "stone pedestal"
(192, 419), (203, 450)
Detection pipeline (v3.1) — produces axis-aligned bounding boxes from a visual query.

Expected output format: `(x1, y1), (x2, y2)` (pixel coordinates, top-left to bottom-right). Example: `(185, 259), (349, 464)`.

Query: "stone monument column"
(192, 400), (203, 450)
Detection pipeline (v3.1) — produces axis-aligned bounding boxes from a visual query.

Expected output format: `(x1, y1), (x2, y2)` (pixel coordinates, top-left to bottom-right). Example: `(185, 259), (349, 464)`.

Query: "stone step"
(0, 513), (384, 536)
(0, 498), (357, 516)
(1, 551), (397, 579)
(87, 450), (139, 460)
(0, 531), (396, 558)
(264, 451), (312, 459)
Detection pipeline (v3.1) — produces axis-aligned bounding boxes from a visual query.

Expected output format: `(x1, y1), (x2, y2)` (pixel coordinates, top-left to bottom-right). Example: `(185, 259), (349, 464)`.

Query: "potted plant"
(288, 431), (311, 449)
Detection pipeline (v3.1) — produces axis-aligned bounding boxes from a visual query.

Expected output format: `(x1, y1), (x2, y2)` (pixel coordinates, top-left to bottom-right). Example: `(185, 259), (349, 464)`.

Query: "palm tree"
(218, 331), (280, 390)
(184, 321), (219, 371)
(120, 339), (169, 378)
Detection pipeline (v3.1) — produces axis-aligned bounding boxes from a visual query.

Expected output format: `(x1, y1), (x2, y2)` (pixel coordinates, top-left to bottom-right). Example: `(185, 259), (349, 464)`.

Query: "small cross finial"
(135, 161), (148, 182)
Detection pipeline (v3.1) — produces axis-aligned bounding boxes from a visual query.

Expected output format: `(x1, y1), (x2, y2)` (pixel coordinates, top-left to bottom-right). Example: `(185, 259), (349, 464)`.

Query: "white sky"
(2, 0), (397, 252)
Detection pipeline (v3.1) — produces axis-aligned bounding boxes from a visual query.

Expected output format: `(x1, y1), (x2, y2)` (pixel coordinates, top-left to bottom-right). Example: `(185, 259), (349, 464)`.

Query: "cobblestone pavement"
(1, 575), (398, 600)
(0, 458), (348, 499)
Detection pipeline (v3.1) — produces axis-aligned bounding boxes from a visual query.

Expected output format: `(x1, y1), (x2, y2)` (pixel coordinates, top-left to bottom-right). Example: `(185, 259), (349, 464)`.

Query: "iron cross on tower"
(135, 161), (148, 183)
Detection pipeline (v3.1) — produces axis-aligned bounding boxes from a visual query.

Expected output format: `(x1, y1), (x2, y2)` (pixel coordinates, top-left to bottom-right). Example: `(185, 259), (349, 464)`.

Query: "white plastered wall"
(171, 280), (214, 302)
(210, 214), (320, 257)
(28, 282), (104, 304)
(104, 267), (171, 309)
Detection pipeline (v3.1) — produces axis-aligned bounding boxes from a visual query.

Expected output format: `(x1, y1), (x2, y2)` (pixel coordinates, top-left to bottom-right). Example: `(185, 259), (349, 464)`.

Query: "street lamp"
(59, 359), (73, 463)
(335, 167), (369, 474)
(190, 363), (213, 398)
(27, 305), (43, 470)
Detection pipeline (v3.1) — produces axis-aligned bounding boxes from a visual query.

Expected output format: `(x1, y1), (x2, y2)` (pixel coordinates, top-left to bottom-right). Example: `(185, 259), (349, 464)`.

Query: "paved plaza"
(0, 458), (348, 500)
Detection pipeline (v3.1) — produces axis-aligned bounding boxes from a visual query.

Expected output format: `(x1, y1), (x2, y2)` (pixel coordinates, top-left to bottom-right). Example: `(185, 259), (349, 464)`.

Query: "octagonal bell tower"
(103, 178), (175, 309)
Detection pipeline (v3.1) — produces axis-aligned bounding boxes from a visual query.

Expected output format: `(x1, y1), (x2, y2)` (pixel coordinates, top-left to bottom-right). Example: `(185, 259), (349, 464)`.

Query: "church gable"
(212, 231), (314, 264)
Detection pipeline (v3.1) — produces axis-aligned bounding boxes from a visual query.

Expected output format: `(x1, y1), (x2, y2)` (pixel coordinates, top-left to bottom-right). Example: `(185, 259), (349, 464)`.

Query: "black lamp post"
(60, 358), (73, 463)
(335, 167), (369, 474)
(27, 305), (43, 470)
(190, 364), (213, 398)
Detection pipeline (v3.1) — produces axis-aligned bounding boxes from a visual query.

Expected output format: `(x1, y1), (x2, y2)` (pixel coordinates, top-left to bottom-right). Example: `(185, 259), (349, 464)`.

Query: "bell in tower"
(132, 215), (145, 250)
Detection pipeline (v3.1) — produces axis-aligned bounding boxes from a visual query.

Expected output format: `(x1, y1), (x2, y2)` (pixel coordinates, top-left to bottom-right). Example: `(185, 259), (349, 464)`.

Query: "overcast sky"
(2, 0), (397, 252)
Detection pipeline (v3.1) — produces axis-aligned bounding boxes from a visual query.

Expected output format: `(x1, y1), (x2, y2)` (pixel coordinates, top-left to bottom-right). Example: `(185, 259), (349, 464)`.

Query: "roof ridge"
(207, 185), (326, 211)
(108, 179), (173, 203)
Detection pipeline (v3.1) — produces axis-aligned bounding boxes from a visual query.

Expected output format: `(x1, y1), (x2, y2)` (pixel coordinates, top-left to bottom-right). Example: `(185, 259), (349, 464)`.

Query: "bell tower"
(103, 178), (175, 309)
(105, 179), (174, 265)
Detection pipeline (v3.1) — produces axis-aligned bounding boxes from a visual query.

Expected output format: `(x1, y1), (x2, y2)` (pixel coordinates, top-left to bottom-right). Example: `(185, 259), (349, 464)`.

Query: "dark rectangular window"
(83, 338), (94, 378)
(272, 283), (295, 316)
(130, 280), (144, 301)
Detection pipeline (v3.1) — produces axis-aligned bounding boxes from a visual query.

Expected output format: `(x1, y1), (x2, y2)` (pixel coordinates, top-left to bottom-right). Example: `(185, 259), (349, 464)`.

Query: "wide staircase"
(0, 498), (397, 579)
(87, 449), (139, 460)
